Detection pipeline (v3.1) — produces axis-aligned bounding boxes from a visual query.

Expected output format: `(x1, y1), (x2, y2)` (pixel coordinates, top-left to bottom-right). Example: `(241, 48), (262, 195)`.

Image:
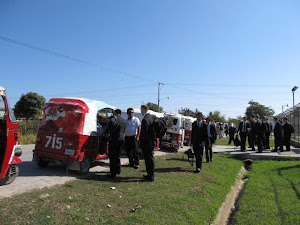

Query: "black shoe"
(143, 175), (154, 182)
(210, 158), (213, 162)
(280, 150), (284, 152)
(194, 168), (201, 173)
(285, 150), (290, 151)
(206, 160), (209, 163)
(271, 149), (277, 152)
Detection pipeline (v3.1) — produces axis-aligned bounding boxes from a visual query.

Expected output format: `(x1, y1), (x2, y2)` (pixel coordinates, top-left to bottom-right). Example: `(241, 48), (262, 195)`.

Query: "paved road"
(0, 144), (188, 198)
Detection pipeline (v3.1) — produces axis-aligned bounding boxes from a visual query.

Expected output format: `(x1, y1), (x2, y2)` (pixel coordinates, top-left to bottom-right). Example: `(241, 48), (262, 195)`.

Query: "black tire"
(78, 158), (91, 175)
(37, 158), (49, 168)
(0, 164), (19, 186)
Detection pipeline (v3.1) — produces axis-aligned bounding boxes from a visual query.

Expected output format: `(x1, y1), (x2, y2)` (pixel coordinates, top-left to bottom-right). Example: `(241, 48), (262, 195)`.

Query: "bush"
(18, 133), (36, 145)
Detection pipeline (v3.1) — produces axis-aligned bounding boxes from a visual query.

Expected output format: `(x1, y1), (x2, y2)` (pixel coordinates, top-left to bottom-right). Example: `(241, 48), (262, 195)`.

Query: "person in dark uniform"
(254, 114), (264, 153)
(282, 117), (294, 151)
(248, 114), (256, 151)
(191, 113), (208, 173)
(262, 116), (271, 149)
(272, 117), (283, 152)
(228, 123), (237, 145)
(104, 109), (126, 179)
(237, 117), (250, 152)
(139, 105), (156, 182)
(205, 118), (214, 162)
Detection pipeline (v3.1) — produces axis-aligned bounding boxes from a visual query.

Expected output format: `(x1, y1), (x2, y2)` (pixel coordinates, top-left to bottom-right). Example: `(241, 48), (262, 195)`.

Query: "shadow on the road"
(17, 159), (111, 177)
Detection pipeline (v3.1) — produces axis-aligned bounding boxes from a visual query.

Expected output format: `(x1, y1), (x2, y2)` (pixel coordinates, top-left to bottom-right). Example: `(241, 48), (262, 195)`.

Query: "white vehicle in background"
(183, 116), (196, 146)
(121, 109), (164, 151)
(161, 113), (186, 152)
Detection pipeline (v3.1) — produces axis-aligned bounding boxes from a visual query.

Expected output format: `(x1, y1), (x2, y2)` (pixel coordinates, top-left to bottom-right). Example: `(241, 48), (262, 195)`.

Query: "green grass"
(232, 160), (300, 225)
(0, 153), (242, 225)
(214, 135), (275, 148)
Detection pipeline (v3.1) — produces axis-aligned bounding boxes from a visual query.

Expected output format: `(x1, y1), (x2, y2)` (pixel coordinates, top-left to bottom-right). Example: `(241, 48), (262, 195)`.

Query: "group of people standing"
(103, 105), (156, 182)
(237, 115), (294, 153)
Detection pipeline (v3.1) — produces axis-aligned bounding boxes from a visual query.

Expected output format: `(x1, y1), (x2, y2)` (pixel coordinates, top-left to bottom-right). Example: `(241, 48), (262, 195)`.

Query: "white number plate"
(64, 149), (75, 156)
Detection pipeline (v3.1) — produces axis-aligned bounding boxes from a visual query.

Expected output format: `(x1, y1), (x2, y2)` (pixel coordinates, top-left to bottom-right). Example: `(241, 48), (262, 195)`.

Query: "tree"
(245, 101), (275, 118)
(227, 117), (240, 127)
(146, 102), (163, 112)
(178, 108), (203, 118)
(14, 92), (46, 119)
(207, 111), (226, 122)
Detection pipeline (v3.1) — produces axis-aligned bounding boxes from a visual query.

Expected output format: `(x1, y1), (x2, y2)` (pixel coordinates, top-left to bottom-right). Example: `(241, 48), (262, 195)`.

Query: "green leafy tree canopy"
(207, 111), (226, 122)
(146, 102), (163, 112)
(245, 101), (275, 118)
(14, 92), (46, 119)
(178, 108), (203, 118)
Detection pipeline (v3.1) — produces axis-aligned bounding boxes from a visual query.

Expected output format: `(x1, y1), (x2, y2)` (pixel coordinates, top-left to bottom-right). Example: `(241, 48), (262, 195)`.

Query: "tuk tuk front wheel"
(78, 158), (91, 175)
(0, 164), (19, 186)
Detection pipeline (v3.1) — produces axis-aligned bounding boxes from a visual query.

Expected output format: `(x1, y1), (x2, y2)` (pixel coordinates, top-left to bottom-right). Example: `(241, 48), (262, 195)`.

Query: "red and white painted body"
(0, 86), (22, 185)
(161, 113), (186, 151)
(33, 98), (116, 174)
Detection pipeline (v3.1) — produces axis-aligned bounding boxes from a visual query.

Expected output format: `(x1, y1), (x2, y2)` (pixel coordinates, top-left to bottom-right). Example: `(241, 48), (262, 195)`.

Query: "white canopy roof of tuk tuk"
(62, 97), (116, 135)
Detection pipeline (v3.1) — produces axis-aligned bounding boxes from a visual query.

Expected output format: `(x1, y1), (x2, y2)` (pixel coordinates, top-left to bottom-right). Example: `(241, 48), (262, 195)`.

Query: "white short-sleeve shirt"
(125, 117), (141, 136)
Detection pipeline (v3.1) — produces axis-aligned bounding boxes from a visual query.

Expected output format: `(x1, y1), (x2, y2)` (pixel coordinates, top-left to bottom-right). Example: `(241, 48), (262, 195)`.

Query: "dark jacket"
(228, 127), (237, 136)
(273, 121), (283, 138)
(238, 121), (250, 134)
(140, 113), (156, 149)
(254, 119), (264, 136)
(264, 121), (272, 136)
(105, 115), (126, 142)
(282, 122), (293, 136)
(191, 121), (208, 146)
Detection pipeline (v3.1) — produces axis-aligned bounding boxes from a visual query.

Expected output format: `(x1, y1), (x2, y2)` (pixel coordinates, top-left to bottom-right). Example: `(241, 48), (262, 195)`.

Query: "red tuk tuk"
(33, 98), (116, 174)
(0, 86), (22, 185)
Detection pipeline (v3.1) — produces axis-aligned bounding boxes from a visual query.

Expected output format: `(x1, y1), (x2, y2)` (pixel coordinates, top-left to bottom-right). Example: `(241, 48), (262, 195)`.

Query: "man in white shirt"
(125, 108), (141, 169)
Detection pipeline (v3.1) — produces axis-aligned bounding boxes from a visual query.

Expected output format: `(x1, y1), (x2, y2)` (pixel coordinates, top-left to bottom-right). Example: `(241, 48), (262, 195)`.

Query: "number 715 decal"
(45, 134), (63, 150)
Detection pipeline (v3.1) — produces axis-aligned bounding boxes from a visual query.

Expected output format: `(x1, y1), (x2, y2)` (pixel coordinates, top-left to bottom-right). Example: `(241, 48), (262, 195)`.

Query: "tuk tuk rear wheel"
(37, 157), (49, 168)
(78, 158), (91, 175)
(0, 164), (19, 186)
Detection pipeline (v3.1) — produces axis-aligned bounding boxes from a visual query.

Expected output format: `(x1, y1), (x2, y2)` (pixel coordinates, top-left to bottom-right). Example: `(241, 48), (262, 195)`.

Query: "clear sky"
(1, 0), (300, 119)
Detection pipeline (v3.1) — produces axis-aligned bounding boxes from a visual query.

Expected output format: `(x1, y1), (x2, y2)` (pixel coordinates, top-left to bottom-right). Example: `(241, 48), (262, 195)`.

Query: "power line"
(0, 35), (157, 83)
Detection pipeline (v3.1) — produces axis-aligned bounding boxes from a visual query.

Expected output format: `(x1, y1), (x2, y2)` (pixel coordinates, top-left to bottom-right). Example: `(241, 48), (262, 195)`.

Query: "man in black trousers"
(205, 118), (214, 162)
(191, 113), (208, 173)
(272, 117), (283, 152)
(228, 123), (237, 145)
(282, 117), (294, 151)
(237, 117), (250, 152)
(104, 109), (126, 179)
(262, 116), (271, 149)
(248, 114), (256, 151)
(139, 105), (156, 182)
(254, 114), (264, 153)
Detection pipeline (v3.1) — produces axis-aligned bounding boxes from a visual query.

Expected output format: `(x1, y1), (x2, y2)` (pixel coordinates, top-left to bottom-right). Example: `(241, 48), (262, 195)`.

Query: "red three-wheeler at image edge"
(33, 98), (116, 174)
(0, 86), (22, 185)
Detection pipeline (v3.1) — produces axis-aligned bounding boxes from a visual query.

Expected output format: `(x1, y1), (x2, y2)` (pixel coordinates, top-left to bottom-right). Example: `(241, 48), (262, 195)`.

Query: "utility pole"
(158, 82), (164, 113)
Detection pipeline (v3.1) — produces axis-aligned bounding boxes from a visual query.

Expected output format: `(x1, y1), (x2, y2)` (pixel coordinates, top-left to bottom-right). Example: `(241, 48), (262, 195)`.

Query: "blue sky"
(1, 0), (299, 118)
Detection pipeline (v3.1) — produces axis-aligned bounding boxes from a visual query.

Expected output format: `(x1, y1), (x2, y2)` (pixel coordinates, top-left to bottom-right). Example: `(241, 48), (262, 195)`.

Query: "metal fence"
(277, 103), (300, 143)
